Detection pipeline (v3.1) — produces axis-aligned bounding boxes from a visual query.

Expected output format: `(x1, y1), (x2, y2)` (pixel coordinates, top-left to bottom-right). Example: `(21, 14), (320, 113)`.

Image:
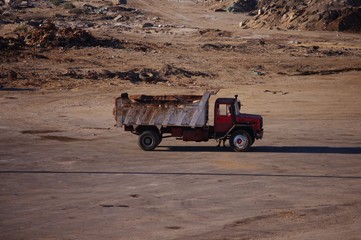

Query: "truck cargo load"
(114, 91), (214, 128)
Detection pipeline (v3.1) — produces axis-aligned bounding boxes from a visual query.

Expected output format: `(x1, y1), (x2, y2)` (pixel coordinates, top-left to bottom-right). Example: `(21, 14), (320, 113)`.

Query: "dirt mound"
(24, 21), (122, 49)
(159, 64), (214, 79)
(242, 0), (361, 32)
(0, 21), (123, 51)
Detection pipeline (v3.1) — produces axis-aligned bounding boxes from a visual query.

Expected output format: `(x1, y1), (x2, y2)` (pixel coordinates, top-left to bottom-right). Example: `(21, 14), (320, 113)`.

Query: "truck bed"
(114, 91), (214, 128)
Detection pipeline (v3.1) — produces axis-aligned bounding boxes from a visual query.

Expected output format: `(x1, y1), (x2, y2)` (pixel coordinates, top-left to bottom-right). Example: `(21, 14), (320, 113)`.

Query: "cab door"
(214, 103), (234, 135)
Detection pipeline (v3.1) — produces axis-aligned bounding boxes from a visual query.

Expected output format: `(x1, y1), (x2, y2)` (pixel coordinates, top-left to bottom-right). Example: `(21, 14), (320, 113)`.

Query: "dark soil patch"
(293, 67), (361, 76)
(202, 43), (247, 53)
(40, 135), (93, 142)
(21, 130), (64, 134)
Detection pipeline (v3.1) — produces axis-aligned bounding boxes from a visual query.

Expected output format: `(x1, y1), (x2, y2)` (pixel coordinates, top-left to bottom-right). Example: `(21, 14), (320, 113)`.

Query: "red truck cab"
(214, 95), (263, 151)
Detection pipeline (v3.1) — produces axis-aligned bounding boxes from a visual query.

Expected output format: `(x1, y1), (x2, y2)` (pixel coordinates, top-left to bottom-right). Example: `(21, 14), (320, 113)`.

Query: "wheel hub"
(143, 137), (152, 146)
(233, 134), (248, 149)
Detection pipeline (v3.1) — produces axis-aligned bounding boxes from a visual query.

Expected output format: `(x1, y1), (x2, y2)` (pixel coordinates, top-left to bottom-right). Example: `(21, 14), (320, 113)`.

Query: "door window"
(219, 104), (231, 116)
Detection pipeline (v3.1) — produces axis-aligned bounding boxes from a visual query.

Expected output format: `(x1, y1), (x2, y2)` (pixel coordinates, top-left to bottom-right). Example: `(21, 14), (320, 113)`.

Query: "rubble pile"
(210, 0), (361, 32)
(62, 69), (165, 84)
(0, 22), (124, 52)
(202, 43), (248, 53)
(0, 36), (24, 50)
(226, 0), (257, 13)
(24, 21), (122, 48)
(81, 4), (138, 15)
(61, 64), (214, 84)
(0, 0), (31, 8)
(243, 0), (361, 32)
(159, 64), (214, 79)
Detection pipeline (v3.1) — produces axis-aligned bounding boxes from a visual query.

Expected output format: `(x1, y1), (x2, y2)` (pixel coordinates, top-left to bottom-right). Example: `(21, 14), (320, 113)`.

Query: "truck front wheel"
(230, 130), (251, 152)
(138, 131), (159, 151)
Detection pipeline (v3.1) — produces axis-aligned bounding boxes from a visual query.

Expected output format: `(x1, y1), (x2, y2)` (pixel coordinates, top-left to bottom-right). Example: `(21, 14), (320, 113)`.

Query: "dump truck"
(114, 90), (263, 151)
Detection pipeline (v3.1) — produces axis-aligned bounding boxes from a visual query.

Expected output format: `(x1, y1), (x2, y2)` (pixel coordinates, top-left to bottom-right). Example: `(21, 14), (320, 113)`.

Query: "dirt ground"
(1, 1), (361, 239)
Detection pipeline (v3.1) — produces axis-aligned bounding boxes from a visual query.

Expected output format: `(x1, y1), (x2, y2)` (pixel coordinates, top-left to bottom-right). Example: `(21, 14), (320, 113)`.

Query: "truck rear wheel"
(138, 131), (159, 151)
(230, 130), (251, 152)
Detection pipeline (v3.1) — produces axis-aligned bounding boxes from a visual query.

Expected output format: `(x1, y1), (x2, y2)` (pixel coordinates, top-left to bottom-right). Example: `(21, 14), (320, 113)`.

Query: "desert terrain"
(0, 0), (361, 239)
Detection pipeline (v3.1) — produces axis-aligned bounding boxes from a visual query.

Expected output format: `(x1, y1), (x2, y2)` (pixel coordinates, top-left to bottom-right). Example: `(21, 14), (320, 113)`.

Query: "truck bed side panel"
(114, 92), (212, 128)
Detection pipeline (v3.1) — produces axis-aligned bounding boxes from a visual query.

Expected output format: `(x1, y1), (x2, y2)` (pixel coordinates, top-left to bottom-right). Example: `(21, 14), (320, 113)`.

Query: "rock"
(112, 0), (127, 5)
(288, 40), (302, 44)
(227, 0), (258, 13)
(142, 22), (154, 28)
(81, 4), (97, 13)
(251, 70), (265, 76)
(113, 14), (123, 21)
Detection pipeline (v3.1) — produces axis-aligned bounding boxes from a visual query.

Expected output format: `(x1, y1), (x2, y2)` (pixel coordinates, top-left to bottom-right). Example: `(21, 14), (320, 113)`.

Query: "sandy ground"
(1, 1), (361, 239)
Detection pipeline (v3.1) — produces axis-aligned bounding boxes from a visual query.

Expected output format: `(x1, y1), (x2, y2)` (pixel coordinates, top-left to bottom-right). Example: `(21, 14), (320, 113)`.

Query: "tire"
(229, 130), (251, 152)
(138, 131), (159, 151)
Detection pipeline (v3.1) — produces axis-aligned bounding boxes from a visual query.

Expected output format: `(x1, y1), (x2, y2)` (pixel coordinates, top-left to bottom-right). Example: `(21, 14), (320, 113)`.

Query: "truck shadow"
(156, 146), (233, 152)
(156, 146), (361, 154)
(253, 146), (361, 154)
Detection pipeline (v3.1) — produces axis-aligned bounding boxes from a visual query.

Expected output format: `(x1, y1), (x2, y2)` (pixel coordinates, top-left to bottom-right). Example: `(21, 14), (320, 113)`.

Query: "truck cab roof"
(215, 98), (236, 104)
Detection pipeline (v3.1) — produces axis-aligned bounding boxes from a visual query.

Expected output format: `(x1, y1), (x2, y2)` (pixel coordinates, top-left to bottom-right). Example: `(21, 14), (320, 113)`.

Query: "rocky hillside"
(210, 0), (361, 32)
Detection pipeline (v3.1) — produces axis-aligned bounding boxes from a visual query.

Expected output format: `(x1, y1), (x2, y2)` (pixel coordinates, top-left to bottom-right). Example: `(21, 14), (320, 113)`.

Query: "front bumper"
(255, 129), (263, 139)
